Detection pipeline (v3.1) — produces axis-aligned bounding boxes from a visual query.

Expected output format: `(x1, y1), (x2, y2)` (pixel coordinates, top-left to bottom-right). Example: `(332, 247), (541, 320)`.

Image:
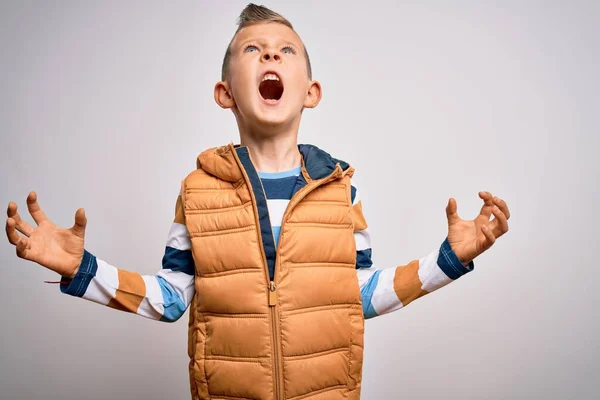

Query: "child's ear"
(214, 81), (235, 109)
(303, 80), (322, 109)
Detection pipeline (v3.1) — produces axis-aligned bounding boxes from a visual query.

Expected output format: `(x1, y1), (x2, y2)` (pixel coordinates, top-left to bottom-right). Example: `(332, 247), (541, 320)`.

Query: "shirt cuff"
(437, 238), (474, 280)
(60, 250), (97, 297)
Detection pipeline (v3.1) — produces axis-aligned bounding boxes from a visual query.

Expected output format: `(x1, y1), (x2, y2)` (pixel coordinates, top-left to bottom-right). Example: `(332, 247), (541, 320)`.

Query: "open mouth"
(259, 72), (284, 102)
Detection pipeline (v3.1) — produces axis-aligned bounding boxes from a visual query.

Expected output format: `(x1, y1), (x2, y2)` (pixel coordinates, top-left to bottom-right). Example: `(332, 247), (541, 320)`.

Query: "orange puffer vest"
(181, 143), (364, 400)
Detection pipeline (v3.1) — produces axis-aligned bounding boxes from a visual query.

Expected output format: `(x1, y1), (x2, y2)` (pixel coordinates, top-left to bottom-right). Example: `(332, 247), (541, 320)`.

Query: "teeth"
(262, 73), (279, 82)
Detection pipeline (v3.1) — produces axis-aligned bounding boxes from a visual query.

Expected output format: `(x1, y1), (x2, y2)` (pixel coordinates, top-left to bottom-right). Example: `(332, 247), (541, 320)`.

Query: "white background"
(1, 1), (598, 399)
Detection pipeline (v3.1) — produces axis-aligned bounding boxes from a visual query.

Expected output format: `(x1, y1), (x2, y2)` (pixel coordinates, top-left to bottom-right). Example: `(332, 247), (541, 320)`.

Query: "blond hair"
(221, 3), (312, 80)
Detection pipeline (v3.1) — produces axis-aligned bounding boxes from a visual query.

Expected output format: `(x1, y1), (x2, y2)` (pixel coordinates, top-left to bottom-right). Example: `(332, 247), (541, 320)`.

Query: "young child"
(5, 4), (510, 400)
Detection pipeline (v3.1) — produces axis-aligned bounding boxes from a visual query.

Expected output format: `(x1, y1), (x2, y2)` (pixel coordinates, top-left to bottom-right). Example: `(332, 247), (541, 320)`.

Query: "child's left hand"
(446, 191), (510, 264)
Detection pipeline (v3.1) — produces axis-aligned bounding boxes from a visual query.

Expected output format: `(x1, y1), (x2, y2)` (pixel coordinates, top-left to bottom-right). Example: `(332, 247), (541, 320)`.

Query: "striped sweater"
(60, 167), (473, 321)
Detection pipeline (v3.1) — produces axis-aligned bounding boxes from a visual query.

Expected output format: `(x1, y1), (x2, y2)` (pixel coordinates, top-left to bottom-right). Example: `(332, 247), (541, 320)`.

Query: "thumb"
(16, 236), (29, 259)
(446, 197), (460, 225)
(71, 208), (87, 238)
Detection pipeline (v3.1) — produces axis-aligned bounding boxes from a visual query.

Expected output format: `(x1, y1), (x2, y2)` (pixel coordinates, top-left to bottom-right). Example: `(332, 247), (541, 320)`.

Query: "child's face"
(216, 23), (320, 131)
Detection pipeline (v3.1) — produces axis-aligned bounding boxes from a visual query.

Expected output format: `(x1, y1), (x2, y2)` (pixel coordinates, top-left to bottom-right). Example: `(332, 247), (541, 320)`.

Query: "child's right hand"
(5, 192), (86, 279)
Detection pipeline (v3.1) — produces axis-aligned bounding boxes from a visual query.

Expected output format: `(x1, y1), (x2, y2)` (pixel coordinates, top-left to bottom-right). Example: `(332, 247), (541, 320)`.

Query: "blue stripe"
(258, 167), (301, 179)
(356, 248), (373, 269)
(60, 250), (97, 297)
(272, 226), (281, 247)
(360, 269), (381, 319)
(162, 246), (195, 275)
(156, 276), (187, 322)
(437, 238), (475, 280)
(351, 185), (357, 204)
(236, 147), (277, 281)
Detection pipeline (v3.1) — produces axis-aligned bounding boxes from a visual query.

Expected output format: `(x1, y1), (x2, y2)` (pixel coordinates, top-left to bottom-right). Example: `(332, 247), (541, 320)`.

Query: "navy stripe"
(291, 173), (308, 196)
(162, 246), (195, 275)
(437, 238), (474, 280)
(351, 185), (357, 204)
(60, 250), (97, 297)
(236, 147), (277, 281)
(356, 248), (373, 269)
(261, 176), (297, 200)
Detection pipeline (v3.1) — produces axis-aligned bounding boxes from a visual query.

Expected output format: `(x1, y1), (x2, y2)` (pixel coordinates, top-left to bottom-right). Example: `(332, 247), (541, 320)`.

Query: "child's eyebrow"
(238, 37), (266, 48)
(282, 42), (300, 49)
(237, 37), (301, 50)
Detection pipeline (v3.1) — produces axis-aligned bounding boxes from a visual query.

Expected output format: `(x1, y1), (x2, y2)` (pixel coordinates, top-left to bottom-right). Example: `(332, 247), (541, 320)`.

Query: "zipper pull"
(268, 281), (277, 306)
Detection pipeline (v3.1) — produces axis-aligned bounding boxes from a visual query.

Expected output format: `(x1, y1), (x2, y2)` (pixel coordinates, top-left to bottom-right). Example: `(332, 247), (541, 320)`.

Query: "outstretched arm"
(59, 195), (194, 322)
(352, 185), (510, 319)
(6, 192), (195, 322)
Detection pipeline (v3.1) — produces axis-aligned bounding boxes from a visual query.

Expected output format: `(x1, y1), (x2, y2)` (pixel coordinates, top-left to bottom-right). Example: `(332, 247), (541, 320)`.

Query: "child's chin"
(253, 110), (294, 127)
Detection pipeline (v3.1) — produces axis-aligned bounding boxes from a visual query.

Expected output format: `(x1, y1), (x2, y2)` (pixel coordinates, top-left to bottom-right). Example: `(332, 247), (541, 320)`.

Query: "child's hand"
(5, 192), (86, 278)
(445, 191), (510, 264)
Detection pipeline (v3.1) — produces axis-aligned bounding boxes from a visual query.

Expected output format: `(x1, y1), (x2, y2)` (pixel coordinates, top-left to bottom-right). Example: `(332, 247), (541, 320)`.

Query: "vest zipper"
(268, 165), (345, 400)
(231, 147), (285, 399)
(249, 155), (284, 399)
(268, 281), (283, 400)
(232, 146), (346, 400)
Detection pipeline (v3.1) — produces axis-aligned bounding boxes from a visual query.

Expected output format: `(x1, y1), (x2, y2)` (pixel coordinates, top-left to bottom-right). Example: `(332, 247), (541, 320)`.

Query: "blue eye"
(245, 45), (259, 53)
(282, 46), (295, 55)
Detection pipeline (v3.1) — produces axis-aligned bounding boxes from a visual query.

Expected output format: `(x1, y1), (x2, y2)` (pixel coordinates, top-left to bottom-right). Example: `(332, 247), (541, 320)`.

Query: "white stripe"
(136, 276), (164, 319)
(156, 269), (195, 307)
(267, 199), (289, 227)
(354, 228), (371, 251)
(166, 222), (191, 250)
(356, 266), (378, 289)
(370, 267), (404, 315)
(182, 284), (195, 309)
(352, 188), (361, 206)
(418, 249), (453, 292)
(82, 259), (118, 305)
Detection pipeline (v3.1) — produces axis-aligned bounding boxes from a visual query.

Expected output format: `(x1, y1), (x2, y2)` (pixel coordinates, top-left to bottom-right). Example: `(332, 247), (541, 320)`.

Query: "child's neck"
(240, 131), (302, 173)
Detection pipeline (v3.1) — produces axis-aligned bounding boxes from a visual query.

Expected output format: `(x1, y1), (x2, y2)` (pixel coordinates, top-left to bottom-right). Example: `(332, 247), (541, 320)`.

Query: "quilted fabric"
(182, 143), (364, 400)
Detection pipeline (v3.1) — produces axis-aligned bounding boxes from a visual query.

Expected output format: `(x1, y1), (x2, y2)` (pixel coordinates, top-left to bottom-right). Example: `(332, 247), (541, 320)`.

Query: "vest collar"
(197, 143), (353, 183)
(298, 144), (352, 181)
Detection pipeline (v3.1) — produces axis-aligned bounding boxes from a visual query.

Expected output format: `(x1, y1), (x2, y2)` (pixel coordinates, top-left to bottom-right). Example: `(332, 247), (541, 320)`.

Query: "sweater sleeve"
(59, 195), (195, 322)
(351, 182), (474, 319)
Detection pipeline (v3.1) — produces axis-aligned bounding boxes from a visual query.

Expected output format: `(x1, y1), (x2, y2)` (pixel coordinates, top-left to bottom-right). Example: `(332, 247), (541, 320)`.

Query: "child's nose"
(262, 51), (281, 62)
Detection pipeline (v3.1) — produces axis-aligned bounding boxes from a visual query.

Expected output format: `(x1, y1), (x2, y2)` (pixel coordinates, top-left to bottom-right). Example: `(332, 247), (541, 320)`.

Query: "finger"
(479, 224), (496, 251)
(7, 201), (16, 218)
(26, 192), (48, 225)
(71, 208), (87, 238)
(493, 196), (511, 220)
(478, 191), (494, 219)
(6, 218), (23, 245)
(445, 198), (460, 225)
(16, 235), (30, 258)
(489, 205), (509, 238)
(6, 202), (34, 237)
